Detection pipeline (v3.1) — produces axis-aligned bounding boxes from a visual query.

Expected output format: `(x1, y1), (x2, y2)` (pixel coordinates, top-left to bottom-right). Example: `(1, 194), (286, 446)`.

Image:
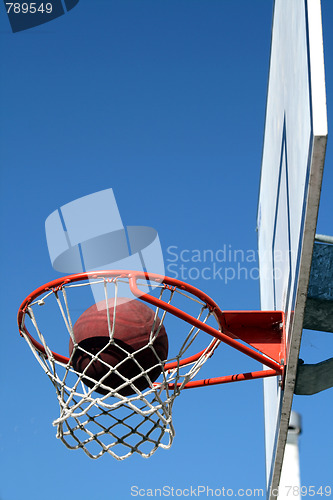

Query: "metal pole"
(277, 412), (302, 499)
(315, 234), (333, 244)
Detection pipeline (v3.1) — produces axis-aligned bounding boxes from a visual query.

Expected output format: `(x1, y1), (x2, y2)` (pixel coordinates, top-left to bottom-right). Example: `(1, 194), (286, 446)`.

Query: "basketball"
(69, 298), (168, 396)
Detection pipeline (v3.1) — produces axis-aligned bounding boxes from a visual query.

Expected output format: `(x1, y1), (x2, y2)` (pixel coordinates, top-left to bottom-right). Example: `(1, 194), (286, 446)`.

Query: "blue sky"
(0, 1), (332, 499)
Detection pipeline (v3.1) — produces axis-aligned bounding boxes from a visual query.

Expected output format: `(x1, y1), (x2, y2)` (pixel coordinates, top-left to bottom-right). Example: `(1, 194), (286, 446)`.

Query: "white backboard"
(257, 0), (327, 497)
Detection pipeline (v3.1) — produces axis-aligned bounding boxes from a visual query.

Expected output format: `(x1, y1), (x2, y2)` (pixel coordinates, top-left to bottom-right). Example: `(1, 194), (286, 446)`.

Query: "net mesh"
(19, 274), (222, 460)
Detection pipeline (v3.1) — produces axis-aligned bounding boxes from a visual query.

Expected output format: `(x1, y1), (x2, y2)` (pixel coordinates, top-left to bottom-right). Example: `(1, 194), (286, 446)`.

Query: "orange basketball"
(69, 298), (168, 396)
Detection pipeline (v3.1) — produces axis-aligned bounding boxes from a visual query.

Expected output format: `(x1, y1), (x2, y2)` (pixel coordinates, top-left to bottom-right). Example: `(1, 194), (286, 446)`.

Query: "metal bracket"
(172, 311), (286, 390)
(295, 358), (333, 395)
(222, 311), (286, 365)
(304, 238), (333, 332)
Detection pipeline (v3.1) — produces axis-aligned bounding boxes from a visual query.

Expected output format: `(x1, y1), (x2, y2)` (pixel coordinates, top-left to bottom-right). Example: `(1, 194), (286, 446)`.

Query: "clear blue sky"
(0, 1), (332, 499)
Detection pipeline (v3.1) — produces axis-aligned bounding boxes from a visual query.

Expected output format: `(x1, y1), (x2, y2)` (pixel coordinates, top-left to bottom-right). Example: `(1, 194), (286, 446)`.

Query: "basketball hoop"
(18, 271), (285, 460)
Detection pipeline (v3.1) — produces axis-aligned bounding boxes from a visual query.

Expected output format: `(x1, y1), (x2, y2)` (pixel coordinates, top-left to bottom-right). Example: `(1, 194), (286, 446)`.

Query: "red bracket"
(222, 311), (286, 366)
(169, 311), (286, 390)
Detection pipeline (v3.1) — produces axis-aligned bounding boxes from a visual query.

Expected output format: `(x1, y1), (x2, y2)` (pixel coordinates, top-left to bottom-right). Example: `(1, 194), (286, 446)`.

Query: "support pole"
(277, 412), (302, 499)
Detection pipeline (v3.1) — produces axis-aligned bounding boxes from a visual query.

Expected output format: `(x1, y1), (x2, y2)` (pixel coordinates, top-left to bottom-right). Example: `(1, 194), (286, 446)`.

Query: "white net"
(18, 273), (222, 460)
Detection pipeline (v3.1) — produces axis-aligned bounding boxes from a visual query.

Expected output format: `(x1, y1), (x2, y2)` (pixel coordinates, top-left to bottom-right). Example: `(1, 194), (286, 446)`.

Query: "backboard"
(257, 0), (327, 498)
